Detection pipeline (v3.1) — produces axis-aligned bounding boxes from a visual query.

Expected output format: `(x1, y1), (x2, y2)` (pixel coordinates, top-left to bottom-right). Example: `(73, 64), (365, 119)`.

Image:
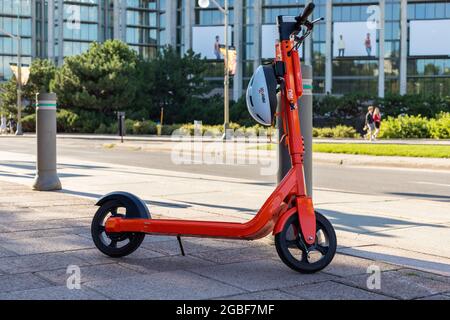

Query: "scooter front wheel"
(91, 200), (145, 258)
(275, 212), (336, 273)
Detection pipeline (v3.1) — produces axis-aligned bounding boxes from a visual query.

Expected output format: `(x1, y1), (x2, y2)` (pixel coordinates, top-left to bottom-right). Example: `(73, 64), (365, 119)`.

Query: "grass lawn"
(313, 143), (450, 158)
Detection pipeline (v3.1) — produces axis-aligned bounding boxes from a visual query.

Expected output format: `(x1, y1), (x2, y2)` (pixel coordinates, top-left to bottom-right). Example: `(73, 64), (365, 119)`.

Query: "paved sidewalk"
(0, 181), (449, 300)
(0, 150), (449, 299)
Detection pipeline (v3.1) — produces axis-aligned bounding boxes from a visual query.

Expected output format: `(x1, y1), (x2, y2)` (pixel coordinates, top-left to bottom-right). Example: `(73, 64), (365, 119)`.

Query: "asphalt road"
(0, 136), (449, 202)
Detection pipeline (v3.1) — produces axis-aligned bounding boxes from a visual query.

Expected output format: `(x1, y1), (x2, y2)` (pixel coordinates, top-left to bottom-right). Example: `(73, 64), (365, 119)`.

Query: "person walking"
(373, 107), (382, 140)
(365, 106), (376, 141)
(214, 35), (221, 60)
(338, 35), (345, 57)
(7, 114), (16, 134)
(0, 114), (7, 135)
(365, 33), (372, 56)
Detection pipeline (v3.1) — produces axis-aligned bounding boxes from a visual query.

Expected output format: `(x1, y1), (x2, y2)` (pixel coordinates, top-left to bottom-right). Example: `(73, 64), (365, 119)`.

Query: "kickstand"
(177, 235), (185, 256)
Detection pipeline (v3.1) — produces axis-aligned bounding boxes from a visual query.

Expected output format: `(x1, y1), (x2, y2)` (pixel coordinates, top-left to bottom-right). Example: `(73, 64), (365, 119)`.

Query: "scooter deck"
(105, 207), (296, 240)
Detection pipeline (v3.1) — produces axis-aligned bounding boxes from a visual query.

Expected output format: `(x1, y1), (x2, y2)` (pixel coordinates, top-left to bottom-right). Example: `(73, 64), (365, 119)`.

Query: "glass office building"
(1, 0), (449, 99)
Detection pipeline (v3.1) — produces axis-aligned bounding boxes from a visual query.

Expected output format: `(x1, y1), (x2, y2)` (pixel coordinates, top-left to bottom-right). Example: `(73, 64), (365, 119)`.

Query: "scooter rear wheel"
(275, 212), (336, 273)
(91, 200), (145, 258)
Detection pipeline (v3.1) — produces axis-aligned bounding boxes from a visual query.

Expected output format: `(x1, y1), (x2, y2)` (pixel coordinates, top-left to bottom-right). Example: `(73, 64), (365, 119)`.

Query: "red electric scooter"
(91, 3), (336, 273)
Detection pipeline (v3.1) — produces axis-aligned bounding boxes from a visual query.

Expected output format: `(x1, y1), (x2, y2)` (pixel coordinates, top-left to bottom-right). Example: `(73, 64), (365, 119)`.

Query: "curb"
(313, 153), (450, 171)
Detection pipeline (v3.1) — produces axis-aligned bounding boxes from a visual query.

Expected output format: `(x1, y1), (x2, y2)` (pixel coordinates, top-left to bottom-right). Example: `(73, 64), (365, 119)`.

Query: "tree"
(26, 59), (57, 96)
(136, 46), (211, 123)
(0, 77), (18, 116)
(52, 40), (139, 114)
(0, 58), (56, 116)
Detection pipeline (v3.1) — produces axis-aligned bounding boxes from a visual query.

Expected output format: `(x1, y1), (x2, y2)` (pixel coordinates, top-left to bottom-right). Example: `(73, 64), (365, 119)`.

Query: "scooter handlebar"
(296, 3), (315, 26)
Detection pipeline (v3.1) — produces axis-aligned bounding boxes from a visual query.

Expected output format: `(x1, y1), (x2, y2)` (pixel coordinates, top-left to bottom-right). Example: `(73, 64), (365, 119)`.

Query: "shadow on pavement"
(60, 189), (191, 209)
(387, 192), (450, 203)
(0, 160), (108, 170)
(341, 247), (450, 276)
(178, 200), (257, 214)
(318, 208), (446, 236)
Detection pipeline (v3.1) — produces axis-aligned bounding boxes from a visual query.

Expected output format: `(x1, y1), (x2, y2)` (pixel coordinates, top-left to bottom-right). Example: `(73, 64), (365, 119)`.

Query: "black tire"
(275, 211), (336, 273)
(91, 200), (145, 258)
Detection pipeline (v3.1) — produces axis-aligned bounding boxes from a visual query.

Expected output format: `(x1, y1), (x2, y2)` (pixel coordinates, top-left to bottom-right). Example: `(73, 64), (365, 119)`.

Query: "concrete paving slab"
(68, 249), (122, 265)
(142, 238), (252, 256)
(70, 248), (165, 266)
(0, 285), (108, 300)
(143, 235), (182, 243)
(0, 227), (89, 241)
(190, 245), (279, 265)
(418, 294), (450, 300)
(191, 259), (336, 292)
(0, 224), (12, 233)
(323, 253), (400, 277)
(0, 234), (94, 255)
(281, 280), (394, 300)
(0, 207), (93, 223)
(216, 290), (298, 300)
(86, 270), (245, 300)
(318, 207), (429, 236)
(118, 255), (216, 274)
(0, 245), (17, 259)
(0, 252), (89, 274)
(363, 224), (450, 258)
(3, 217), (92, 232)
(37, 264), (143, 285)
(0, 198), (92, 209)
(324, 198), (450, 224)
(0, 273), (53, 293)
(339, 268), (450, 300)
(339, 245), (450, 276)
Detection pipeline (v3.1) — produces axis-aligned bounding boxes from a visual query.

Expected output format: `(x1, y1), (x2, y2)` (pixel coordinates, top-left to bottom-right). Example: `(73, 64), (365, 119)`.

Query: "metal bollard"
(32, 93), (62, 191)
(278, 64), (313, 196)
(117, 112), (125, 143)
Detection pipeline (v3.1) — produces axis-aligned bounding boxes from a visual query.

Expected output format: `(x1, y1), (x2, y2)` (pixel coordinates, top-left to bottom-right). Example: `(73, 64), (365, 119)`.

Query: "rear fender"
(96, 192), (150, 219)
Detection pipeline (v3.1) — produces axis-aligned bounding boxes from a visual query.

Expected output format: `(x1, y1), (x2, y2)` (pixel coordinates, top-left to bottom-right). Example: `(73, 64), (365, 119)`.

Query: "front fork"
(296, 196), (316, 245)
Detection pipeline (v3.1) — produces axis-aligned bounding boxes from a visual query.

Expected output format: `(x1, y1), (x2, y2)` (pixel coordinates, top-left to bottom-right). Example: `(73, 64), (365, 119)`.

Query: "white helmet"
(246, 65), (278, 126)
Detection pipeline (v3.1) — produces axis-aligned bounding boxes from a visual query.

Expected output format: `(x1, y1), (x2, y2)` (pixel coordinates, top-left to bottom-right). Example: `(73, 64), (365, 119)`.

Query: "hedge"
(20, 109), (450, 140)
(313, 125), (358, 138)
(379, 113), (450, 139)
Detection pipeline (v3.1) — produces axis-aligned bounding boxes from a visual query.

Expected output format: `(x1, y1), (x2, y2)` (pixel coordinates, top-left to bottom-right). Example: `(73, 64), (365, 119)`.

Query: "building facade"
(1, 0), (449, 99)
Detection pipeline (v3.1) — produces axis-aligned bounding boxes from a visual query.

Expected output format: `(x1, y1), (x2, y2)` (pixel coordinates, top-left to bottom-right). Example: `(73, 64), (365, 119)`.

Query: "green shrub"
(379, 115), (430, 139)
(428, 112), (450, 139)
(94, 123), (109, 134)
(162, 124), (183, 135)
(332, 125), (358, 138)
(315, 127), (334, 138)
(178, 122), (271, 137)
(56, 109), (81, 133)
(22, 114), (36, 132)
(132, 120), (157, 135)
(313, 125), (357, 138)
(71, 110), (114, 133)
(124, 119), (135, 134)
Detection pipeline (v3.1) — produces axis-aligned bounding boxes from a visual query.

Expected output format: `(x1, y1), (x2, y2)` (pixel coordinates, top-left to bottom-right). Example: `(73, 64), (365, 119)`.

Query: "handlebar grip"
(296, 3), (315, 25)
